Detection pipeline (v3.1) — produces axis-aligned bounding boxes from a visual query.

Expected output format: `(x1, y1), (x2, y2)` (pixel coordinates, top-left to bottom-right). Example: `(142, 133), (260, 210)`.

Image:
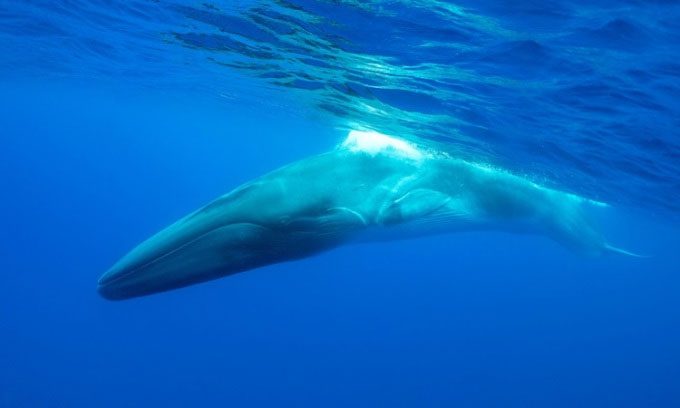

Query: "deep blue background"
(1, 80), (679, 407)
(2, 0), (680, 405)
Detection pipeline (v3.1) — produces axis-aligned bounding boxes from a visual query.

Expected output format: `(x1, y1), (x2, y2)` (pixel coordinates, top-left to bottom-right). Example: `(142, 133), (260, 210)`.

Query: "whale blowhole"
(340, 130), (425, 160)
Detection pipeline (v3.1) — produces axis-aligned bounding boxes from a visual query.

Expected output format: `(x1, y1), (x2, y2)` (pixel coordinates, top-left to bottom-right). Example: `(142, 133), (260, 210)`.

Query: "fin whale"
(98, 130), (634, 300)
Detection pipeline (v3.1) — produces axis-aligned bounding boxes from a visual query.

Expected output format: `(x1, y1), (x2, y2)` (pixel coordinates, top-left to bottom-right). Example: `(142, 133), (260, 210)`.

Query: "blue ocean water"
(1, 0), (679, 407)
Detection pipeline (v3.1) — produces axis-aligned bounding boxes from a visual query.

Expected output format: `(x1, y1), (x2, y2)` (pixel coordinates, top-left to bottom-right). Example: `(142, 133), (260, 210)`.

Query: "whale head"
(97, 211), (276, 300)
(96, 180), (294, 300)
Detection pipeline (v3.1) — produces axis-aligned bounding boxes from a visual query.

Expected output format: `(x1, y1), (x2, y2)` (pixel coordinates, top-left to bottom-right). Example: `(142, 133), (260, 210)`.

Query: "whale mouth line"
(98, 223), (245, 288)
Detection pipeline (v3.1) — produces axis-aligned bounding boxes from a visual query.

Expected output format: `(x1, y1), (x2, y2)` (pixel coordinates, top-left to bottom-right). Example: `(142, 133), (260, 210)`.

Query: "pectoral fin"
(379, 189), (454, 225)
(285, 207), (367, 233)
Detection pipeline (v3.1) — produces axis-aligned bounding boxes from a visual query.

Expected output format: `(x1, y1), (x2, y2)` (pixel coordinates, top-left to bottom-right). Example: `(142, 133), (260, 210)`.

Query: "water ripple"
(1, 0), (679, 216)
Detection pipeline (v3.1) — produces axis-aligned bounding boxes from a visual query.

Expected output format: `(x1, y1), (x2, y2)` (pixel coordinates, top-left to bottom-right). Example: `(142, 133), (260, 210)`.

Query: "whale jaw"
(98, 222), (275, 300)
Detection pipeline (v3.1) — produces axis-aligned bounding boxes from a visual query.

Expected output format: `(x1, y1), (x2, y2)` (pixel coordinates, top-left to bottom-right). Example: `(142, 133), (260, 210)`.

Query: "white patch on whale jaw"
(340, 130), (425, 160)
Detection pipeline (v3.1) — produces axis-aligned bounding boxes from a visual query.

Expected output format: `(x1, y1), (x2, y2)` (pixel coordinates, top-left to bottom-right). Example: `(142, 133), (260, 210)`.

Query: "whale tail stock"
(603, 243), (649, 258)
(546, 193), (646, 258)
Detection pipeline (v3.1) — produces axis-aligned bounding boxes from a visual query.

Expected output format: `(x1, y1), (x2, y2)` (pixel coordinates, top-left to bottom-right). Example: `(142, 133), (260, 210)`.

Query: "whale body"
(98, 130), (630, 300)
